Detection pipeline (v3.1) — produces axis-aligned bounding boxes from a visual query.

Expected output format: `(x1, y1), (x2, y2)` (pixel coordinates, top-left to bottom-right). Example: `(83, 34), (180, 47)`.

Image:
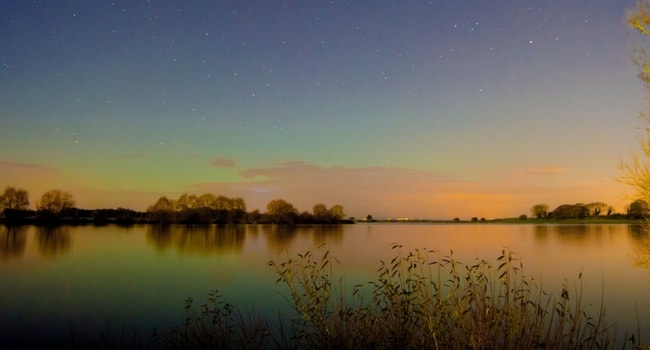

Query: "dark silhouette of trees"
(146, 193), (248, 224)
(147, 196), (176, 223)
(36, 190), (75, 213)
(313, 203), (328, 219)
(328, 204), (345, 220)
(628, 199), (650, 219)
(586, 202), (609, 216)
(266, 199), (298, 224)
(0, 186), (29, 211)
(149, 196), (175, 212)
(550, 204), (589, 219)
(310, 203), (346, 223)
(175, 194), (198, 211)
(530, 204), (549, 219)
(0, 186), (351, 225)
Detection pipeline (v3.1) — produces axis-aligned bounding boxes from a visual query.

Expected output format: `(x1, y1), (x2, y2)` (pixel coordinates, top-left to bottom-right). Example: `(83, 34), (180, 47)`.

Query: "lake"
(1, 223), (649, 348)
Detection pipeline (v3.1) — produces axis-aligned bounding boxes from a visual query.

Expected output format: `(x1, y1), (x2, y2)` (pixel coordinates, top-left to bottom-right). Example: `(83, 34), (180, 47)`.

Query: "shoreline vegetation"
(0, 208), (646, 226)
(0, 210), (645, 226)
(66, 247), (645, 350)
(2, 186), (650, 226)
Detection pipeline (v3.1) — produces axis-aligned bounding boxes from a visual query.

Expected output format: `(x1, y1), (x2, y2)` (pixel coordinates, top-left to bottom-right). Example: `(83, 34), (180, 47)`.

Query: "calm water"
(1, 223), (650, 348)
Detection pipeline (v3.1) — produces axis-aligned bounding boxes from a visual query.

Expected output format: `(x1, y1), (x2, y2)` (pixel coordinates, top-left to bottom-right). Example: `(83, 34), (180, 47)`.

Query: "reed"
(147, 246), (643, 349)
(269, 245), (633, 350)
(151, 290), (271, 350)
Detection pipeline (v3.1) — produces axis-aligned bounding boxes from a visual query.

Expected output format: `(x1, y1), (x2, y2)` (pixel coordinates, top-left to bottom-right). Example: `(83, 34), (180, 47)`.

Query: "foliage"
(530, 204), (549, 219)
(36, 189), (75, 213)
(0, 186), (29, 211)
(146, 194), (248, 224)
(586, 202), (609, 216)
(628, 199), (650, 219)
(266, 199), (299, 224)
(621, 0), (650, 202)
(550, 204), (589, 219)
(312, 203), (347, 223)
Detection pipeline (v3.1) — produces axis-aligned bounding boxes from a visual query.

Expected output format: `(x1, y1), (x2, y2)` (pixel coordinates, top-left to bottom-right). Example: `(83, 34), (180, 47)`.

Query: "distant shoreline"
(0, 215), (643, 226)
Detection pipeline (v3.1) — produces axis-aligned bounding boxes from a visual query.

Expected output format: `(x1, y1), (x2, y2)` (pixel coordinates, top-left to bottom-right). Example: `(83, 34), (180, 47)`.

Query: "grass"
(69, 246), (646, 350)
(268, 246), (619, 350)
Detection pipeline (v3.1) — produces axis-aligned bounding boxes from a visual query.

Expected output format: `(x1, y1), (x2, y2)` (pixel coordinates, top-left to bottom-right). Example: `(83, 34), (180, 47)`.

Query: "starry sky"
(0, 0), (645, 219)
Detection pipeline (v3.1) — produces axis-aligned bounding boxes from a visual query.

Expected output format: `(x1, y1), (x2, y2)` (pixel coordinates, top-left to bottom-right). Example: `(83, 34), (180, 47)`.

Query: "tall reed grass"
(268, 245), (636, 350)
(151, 245), (642, 349)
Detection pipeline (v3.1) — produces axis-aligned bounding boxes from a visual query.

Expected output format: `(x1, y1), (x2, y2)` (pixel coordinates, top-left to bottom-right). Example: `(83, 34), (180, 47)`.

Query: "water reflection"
(554, 225), (589, 241)
(628, 224), (650, 270)
(261, 225), (299, 250)
(0, 225), (27, 259)
(146, 225), (245, 254)
(627, 224), (650, 242)
(533, 225), (549, 241)
(261, 225), (344, 250)
(533, 224), (611, 243)
(35, 226), (71, 257)
(312, 225), (343, 244)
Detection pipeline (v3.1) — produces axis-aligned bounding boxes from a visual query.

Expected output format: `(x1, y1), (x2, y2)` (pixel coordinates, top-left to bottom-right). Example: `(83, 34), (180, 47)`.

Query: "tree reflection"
(532, 225), (611, 244)
(0, 225), (27, 259)
(35, 226), (71, 257)
(146, 225), (245, 254)
(312, 225), (343, 245)
(554, 225), (589, 241)
(629, 224), (650, 269)
(263, 225), (299, 250)
(533, 225), (549, 241)
(147, 225), (173, 251)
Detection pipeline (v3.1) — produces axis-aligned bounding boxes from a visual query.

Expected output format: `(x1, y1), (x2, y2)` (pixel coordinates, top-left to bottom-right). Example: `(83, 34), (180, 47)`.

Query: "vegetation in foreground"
(135, 247), (642, 350)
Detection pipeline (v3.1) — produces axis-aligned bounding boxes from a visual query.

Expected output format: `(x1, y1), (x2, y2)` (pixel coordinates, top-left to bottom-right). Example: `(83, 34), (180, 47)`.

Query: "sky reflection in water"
(0, 223), (649, 347)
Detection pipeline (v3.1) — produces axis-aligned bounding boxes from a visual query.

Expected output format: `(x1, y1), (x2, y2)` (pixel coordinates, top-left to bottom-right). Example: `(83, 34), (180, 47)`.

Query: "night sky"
(0, 0), (644, 218)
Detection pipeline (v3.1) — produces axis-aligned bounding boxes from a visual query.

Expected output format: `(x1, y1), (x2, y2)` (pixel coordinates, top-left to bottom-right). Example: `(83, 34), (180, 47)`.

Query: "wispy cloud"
(0, 160), (54, 171)
(211, 157), (237, 168)
(116, 153), (151, 160)
(187, 160), (625, 219)
(0, 160), (55, 175)
(518, 166), (569, 176)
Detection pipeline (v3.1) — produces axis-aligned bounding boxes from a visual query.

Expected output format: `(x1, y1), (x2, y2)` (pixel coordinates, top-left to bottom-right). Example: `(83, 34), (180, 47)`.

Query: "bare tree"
(530, 204), (549, 219)
(621, 1), (650, 201)
(36, 190), (75, 213)
(0, 186), (30, 210)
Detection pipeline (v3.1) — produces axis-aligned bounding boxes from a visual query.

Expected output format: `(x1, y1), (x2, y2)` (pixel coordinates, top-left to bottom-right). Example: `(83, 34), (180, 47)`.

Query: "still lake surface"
(1, 223), (650, 347)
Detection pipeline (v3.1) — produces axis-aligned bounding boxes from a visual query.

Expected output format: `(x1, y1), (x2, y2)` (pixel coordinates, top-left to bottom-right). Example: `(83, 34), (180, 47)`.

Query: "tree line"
(0, 186), (351, 225)
(528, 200), (649, 220)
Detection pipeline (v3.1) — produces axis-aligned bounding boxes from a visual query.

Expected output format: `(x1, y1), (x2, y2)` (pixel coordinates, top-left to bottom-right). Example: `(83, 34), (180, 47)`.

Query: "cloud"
(518, 166), (569, 176)
(0, 160), (60, 198)
(0, 160), (54, 172)
(192, 161), (505, 218)
(187, 160), (627, 219)
(116, 153), (151, 160)
(211, 157), (237, 168)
